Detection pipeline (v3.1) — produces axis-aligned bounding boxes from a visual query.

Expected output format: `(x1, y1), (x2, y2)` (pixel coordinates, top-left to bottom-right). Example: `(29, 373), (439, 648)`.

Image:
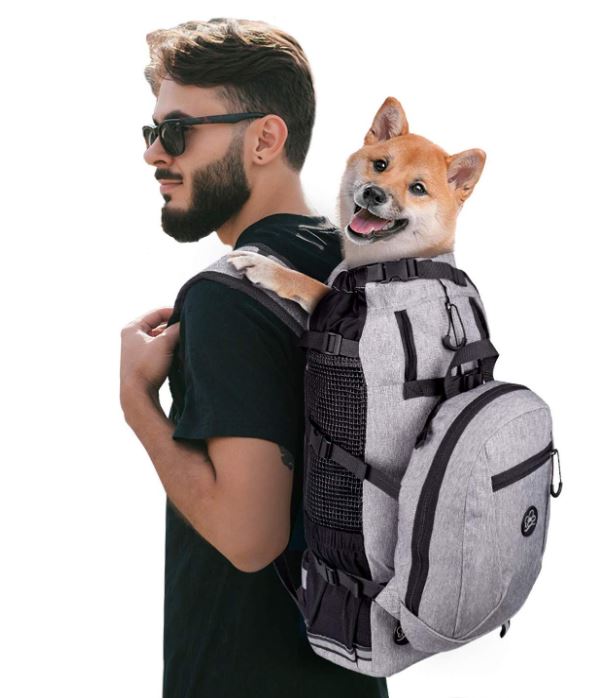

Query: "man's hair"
(144, 18), (315, 172)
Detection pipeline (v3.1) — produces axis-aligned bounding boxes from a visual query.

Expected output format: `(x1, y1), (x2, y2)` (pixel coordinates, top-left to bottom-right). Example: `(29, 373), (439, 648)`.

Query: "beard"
(160, 129), (251, 243)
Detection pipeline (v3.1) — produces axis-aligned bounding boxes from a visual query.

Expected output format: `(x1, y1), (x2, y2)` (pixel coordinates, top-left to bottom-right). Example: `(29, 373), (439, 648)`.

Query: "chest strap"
(308, 419), (401, 499)
(337, 257), (469, 289)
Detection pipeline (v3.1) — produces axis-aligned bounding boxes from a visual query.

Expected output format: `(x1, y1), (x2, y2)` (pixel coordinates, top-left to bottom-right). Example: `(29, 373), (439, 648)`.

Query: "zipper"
(394, 309), (417, 381)
(491, 441), (554, 492)
(404, 382), (529, 616)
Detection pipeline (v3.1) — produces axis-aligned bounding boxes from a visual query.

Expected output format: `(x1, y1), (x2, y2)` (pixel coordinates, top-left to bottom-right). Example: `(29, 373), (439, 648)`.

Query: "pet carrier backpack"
(168, 244), (563, 678)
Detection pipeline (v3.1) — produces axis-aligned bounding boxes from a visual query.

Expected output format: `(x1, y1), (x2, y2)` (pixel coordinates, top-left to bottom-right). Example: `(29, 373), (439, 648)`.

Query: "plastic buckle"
(316, 432), (333, 460)
(324, 332), (342, 355)
(405, 257), (419, 279)
(324, 565), (338, 586)
(461, 371), (482, 391)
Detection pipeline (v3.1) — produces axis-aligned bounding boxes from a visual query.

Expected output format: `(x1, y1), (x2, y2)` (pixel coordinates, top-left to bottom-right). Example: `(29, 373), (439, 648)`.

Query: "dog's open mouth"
(348, 204), (409, 239)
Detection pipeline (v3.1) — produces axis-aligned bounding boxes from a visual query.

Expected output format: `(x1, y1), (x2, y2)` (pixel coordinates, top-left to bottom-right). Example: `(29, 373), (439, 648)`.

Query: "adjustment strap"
(297, 330), (359, 357)
(353, 258), (468, 288)
(308, 420), (400, 499)
(443, 338), (499, 399)
(403, 377), (444, 399)
(310, 553), (386, 599)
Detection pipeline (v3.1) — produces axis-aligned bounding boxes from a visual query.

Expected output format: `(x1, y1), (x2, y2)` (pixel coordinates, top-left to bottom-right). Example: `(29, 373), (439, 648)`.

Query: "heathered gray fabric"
(226, 246), (558, 677)
(390, 381), (554, 657)
(360, 251), (486, 584)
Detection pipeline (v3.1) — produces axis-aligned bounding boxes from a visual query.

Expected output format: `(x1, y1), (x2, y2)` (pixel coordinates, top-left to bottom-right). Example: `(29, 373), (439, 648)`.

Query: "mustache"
(155, 171), (182, 182)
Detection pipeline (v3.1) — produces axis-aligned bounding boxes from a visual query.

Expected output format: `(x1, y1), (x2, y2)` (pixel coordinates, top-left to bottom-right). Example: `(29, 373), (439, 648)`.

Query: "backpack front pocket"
(481, 406), (555, 631)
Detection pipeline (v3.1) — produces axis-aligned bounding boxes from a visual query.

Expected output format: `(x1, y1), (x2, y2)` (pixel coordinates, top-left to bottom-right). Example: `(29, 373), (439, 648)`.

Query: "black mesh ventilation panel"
(303, 349), (367, 532)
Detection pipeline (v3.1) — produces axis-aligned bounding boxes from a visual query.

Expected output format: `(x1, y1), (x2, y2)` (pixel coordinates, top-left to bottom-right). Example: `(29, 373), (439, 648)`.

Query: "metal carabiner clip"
(442, 301), (467, 350)
(550, 448), (563, 498)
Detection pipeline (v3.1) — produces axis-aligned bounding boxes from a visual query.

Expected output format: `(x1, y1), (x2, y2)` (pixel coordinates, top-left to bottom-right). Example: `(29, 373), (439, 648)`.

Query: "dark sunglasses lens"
(143, 125), (157, 148)
(160, 122), (184, 155)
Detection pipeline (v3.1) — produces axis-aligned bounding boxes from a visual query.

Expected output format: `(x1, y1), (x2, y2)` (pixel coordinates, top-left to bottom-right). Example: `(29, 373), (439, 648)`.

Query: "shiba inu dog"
(227, 96), (486, 313)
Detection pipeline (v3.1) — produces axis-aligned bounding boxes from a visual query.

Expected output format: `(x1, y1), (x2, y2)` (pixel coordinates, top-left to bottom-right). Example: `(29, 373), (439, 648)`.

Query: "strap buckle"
(382, 258), (419, 282)
(460, 370), (483, 391)
(323, 331), (342, 355)
(310, 426), (333, 460)
(315, 554), (338, 585)
(405, 257), (419, 279)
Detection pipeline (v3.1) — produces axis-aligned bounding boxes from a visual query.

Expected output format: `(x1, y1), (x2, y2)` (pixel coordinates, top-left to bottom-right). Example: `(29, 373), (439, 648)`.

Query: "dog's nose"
(362, 185), (387, 206)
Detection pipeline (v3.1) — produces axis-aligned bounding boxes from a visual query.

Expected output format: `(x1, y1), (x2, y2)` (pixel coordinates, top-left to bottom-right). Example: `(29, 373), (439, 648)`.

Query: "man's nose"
(143, 136), (174, 166)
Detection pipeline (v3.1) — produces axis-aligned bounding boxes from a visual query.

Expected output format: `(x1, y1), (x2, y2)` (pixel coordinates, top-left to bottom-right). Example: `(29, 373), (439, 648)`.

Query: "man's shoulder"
(180, 276), (294, 341)
(235, 214), (344, 283)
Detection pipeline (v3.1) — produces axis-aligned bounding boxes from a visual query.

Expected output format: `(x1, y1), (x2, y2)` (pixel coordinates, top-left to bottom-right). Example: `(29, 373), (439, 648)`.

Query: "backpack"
(169, 244), (563, 678)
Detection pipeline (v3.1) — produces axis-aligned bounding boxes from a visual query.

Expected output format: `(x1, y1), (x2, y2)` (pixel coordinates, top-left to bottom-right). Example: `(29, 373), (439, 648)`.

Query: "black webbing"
(310, 553), (386, 599)
(297, 330), (360, 357)
(402, 377), (444, 399)
(352, 257), (468, 288)
(272, 552), (304, 613)
(308, 419), (401, 499)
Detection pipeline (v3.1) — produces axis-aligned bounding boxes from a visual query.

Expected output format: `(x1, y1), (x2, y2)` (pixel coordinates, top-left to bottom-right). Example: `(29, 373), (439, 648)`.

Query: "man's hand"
(120, 307), (180, 402)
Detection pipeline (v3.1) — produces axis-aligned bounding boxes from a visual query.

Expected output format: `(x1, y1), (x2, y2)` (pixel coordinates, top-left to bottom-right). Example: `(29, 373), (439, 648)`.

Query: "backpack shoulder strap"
(167, 244), (309, 336)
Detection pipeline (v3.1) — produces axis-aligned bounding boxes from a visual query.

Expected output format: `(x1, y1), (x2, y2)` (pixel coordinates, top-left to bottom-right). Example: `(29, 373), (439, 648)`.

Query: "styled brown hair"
(144, 18), (316, 172)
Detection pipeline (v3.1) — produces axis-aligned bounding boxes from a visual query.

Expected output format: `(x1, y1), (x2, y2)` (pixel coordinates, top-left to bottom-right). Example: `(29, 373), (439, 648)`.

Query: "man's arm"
(122, 384), (293, 572)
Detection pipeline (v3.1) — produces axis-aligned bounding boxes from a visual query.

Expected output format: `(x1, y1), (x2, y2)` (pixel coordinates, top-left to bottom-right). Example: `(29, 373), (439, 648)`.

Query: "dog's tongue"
(349, 209), (390, 235)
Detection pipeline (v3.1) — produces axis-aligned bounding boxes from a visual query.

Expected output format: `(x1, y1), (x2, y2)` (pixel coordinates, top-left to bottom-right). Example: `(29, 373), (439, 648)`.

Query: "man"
(120, 18), (390, 697)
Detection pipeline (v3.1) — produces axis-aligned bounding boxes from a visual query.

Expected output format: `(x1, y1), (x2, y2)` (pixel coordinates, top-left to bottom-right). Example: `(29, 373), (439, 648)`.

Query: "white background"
(2, 1), (605, 696)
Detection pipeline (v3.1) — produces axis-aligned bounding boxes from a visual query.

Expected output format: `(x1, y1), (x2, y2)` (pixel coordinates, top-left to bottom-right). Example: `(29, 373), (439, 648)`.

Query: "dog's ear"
(364, 97), (409, 145)
(445, 149), (486, 204)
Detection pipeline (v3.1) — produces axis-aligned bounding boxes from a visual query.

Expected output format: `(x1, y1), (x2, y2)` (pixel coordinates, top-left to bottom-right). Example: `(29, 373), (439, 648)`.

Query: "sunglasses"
(142, 112), (269, 156)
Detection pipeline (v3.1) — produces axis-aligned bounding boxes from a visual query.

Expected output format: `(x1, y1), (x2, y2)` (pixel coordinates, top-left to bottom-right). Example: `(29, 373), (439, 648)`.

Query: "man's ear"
(250, 114), (289, 165)
(445, 149), (486, 204)
(364, 96), (409, 145)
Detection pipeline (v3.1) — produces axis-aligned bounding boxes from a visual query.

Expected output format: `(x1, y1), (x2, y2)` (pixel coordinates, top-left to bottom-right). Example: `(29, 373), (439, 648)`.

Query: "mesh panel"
(304, 350), (367, 532)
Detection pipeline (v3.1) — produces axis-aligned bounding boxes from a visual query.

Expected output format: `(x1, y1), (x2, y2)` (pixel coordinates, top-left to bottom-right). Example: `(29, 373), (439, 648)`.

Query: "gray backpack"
(173, 245), (563, 678)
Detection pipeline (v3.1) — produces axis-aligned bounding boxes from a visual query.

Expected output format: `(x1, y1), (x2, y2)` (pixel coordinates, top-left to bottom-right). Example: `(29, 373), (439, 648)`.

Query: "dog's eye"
(373, 159), (388, 172)
(409, 182), (427, 195)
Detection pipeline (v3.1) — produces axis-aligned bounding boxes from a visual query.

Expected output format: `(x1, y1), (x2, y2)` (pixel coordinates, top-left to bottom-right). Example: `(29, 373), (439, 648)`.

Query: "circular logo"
(393, 622), (409, 645)
(521, 505), (538, 537)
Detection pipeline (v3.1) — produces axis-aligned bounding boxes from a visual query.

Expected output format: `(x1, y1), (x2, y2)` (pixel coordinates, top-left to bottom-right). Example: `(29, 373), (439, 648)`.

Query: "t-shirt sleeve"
(170, 279), (304, 457)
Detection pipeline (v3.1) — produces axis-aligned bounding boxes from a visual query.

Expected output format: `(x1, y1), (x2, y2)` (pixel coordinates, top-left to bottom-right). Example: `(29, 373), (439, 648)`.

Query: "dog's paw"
(226, 250), (264, 270)
(226, 250), (281, 291)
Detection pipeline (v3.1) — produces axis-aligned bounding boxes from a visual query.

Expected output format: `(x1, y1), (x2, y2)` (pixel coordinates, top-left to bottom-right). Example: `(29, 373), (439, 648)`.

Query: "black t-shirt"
(164, 213), (389, 697)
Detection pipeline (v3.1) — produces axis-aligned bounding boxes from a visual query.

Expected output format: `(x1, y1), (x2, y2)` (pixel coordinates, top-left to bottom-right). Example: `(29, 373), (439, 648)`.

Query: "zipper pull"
(550, 448), (562, 498)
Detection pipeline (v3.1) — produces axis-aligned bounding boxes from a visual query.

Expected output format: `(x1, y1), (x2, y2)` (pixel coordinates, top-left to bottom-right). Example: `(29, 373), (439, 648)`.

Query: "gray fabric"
(223, 245), (558, 678)
(360, 250), (485, 590)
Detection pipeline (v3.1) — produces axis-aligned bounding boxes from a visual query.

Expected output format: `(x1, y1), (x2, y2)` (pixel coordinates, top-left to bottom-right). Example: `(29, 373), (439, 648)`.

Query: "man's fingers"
(137, 307), (175, 332)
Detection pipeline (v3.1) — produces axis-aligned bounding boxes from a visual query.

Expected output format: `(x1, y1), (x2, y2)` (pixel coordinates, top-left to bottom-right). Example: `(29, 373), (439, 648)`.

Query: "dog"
(226, 96), (485, 313)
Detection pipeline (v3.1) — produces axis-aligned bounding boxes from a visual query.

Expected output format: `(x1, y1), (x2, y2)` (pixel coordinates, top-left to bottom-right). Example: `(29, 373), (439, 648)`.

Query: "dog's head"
(338, 96), (486, 263)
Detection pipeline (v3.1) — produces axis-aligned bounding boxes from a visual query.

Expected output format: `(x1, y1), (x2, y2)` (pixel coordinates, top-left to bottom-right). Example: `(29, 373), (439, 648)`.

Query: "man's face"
(144, 79), (252, 243)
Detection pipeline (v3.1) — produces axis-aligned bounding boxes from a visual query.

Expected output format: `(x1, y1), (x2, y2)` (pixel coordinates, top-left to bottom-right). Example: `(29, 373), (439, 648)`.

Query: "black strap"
(443, 338), (499, 399)
(272, 551), (305, 614)
(308, 420), (401, 499)
(350, 257), (468, 288)
(403, 377), (444, 399)
(297, 330), (359, 357)
(310, 552), (386, 599)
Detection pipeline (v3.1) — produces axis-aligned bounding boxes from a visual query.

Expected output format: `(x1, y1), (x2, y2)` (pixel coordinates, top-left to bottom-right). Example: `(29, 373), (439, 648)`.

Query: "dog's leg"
(226, 251), (330, 314)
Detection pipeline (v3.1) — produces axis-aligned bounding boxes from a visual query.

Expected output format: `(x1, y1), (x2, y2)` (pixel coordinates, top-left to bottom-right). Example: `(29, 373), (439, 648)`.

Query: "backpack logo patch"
(521, 505), (538, 537)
